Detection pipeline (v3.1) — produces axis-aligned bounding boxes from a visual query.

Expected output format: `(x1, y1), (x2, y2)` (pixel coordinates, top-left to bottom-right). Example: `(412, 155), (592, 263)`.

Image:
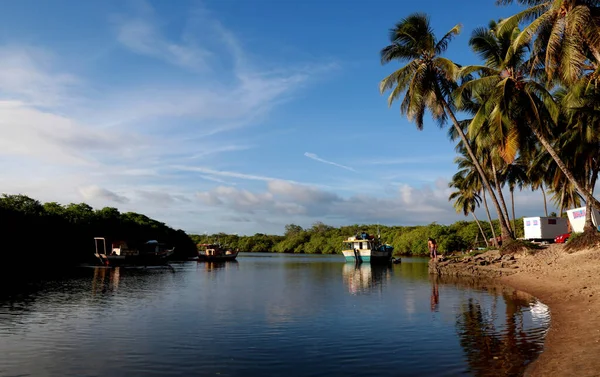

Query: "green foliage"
(0, 194), (197, 267)
(189, 219), (532, 256)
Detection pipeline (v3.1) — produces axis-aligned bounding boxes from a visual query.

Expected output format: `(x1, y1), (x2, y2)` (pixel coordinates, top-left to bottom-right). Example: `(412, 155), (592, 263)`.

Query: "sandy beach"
(432, 245), (600, 377)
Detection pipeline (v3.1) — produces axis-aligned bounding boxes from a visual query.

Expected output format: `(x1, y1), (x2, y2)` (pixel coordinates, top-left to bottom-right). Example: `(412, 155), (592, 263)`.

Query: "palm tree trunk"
(511, 188), (516, 237)
(491, 160), (513, 236)
(472, 212), (489, 247)
(584, 166), (599, 233)
(559, 187), (565, 216)
(529, 123), (600, 209)
(482, 190), (498, 247)
(541, 183), (548, 216)
(441, 99), (514, 243)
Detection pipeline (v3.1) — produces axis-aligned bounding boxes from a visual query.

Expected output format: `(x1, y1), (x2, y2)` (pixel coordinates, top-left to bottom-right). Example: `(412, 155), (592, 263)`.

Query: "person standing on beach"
(428, 238), (438, 259)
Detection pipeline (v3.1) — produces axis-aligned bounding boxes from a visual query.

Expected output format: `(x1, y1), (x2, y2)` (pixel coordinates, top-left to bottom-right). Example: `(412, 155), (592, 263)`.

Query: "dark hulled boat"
(197, 243), (239, 262)
(94, 237), (174, 266)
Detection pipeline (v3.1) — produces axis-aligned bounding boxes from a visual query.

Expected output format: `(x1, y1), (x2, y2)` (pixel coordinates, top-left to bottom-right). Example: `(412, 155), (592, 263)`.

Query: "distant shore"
(430, 245), (600, 377)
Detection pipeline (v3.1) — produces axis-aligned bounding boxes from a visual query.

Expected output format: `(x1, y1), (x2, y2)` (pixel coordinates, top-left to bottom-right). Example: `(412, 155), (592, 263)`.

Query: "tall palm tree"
(558, 81), (600, 230)
(503, 160), (529, 232)
(497, 0), (600, 84)
(453, 149), (499, 246)
(449, 175), (490, 247)
(496, 0), (600, 221)
(456, 22), (581, 231)
(527, 150), (550, 216)
(379, 13), (515, 242)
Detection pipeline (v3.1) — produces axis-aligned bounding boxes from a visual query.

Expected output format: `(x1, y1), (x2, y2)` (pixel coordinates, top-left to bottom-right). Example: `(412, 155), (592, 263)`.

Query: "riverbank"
(430, 245), (600, 377)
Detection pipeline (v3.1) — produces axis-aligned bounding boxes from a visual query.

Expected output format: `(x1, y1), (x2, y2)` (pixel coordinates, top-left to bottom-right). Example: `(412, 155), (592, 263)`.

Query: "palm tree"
(496, 1), (600, 225)
(503, 160), (529, 232)
(456, 22), (579, 232)
(453, 149), (499, 246)
(379, 13), (515, 243)
(558, 81), (600, 230)
(497, 0), (600, 84)
(449, 175), (490, 247)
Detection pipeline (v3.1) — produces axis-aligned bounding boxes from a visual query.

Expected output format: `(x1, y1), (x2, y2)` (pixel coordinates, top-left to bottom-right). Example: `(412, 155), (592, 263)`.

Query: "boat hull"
(342, 250), (392, 264)
(101, 250), (174, 266)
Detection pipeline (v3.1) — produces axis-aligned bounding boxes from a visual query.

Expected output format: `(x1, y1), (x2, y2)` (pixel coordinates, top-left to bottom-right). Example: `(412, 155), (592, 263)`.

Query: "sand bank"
(430, 245), (600, 377)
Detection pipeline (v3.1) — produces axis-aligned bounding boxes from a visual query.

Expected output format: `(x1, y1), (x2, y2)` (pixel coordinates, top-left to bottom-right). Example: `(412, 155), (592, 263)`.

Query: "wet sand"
(495, 246), (600, 377)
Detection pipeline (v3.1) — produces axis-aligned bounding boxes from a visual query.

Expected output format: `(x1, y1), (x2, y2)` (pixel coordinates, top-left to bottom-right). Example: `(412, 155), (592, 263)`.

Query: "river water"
(0, 254), (549, 377)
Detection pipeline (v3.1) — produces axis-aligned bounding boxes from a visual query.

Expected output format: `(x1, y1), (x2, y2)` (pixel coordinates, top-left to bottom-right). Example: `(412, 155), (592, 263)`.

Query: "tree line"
(0, 194), (197, 268)
(189, 218), (532, 256)
(379, 1), (600, 249)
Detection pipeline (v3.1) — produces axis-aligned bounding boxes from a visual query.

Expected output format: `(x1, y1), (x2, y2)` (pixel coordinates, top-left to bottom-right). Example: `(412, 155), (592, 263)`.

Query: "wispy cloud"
(363, 155), (455, 165)
(172, 165), (298, 183)
(0, 46), (82, 108)
(304, 152), (356, 172)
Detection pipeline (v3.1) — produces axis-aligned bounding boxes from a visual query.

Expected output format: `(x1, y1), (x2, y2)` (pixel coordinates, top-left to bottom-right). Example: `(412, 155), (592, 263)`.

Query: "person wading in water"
(428, 237), (438, 259)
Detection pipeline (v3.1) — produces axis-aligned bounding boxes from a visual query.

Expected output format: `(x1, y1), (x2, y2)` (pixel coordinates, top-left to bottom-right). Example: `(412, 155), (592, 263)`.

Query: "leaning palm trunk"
(472, 212), (489, 247)
(491, 160), (513, 236)
(541, 183), (548, 217)
(442, 99), (514, 243)
(511, 189), (516, 236)
(482, 190), (498, 247)
(529, 124), (600, 210)
(584, 168), (600, 233)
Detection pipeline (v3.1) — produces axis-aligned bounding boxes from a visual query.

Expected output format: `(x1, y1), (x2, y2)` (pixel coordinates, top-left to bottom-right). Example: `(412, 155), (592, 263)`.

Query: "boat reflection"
(91, 267), (121, 296)
(342, 263), (392, 295)
(199, 260), (240, 273)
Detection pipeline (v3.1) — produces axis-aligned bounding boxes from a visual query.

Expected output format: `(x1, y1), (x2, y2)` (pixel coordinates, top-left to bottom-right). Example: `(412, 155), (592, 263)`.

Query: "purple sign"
(573, 209), (586, 219)
(533, 220), (539, 226)
(525, 220), (531, 226)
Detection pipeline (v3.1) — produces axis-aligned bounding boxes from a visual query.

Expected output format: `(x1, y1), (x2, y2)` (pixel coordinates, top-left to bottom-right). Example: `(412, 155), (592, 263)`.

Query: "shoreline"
(431, 245), (600, 377)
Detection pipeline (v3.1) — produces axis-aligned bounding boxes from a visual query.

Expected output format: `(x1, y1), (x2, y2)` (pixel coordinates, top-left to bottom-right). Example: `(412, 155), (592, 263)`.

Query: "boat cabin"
(198, 243), (234, 256)
(343, 233), (377, 252)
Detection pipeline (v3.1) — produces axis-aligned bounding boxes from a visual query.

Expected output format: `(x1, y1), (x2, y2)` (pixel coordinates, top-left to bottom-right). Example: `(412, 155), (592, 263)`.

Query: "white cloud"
(115, 11), (212, 72)
(173, 165), (299, 183)
(304, 152), (356, 172)
(79, 185), (129, 204)
(0, 101), (143, 166)
(0, 46), (82, 108)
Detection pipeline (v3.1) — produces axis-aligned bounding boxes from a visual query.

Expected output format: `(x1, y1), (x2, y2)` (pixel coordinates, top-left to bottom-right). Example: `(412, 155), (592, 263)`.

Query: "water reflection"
(91, 267), (121, 296)
(0, 257), (549, 377)
(342, 263), (392, 295)
(430, 277), (439, 312)
(439, 276), (550, 377)
(198, 260), (240, 273)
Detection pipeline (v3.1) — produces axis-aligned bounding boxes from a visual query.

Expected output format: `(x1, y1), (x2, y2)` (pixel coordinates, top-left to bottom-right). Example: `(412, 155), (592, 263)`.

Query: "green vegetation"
(190, 219), (525, 256)
(379, 3), (600, 250)
(0, 194), (197, 267)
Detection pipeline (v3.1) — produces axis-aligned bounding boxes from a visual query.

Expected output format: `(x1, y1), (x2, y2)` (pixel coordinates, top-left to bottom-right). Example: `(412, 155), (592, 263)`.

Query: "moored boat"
(341, 231), (394, 264)
(197, 243), (239, 262)
(94, 237), (174, 266)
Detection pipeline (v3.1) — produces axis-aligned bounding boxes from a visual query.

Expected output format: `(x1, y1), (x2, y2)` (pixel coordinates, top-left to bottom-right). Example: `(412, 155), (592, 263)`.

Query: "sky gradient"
(0, 0), (557, 235)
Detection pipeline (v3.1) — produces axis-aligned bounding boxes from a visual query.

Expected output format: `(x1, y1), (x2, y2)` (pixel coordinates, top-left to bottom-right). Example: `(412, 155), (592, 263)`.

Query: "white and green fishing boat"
(341, 231), (394, 264)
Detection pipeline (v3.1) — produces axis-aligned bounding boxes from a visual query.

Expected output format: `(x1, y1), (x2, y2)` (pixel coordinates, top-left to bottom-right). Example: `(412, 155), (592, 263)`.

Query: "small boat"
(197, 243), (239, 262)
(341, 231), (394, 264)
(94, 237), (174, 266)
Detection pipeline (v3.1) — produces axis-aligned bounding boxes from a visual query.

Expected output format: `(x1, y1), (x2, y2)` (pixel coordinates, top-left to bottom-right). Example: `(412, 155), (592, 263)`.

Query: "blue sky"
(0, 0), (555, 235)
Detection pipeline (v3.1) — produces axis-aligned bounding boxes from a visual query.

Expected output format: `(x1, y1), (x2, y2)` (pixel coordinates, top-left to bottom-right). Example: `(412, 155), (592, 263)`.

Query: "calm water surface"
(0, 254), (550, 377)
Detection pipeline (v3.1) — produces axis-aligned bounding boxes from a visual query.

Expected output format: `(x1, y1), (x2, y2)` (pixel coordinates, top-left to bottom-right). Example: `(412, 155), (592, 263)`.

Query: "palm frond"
(435, 24), (462, 55)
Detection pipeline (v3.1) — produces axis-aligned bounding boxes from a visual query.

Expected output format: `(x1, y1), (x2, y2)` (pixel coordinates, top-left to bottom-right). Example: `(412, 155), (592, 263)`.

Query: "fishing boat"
(341, 231), (394, 264)
(197, 243), (239, 262)
(94, 237), (174, 266)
